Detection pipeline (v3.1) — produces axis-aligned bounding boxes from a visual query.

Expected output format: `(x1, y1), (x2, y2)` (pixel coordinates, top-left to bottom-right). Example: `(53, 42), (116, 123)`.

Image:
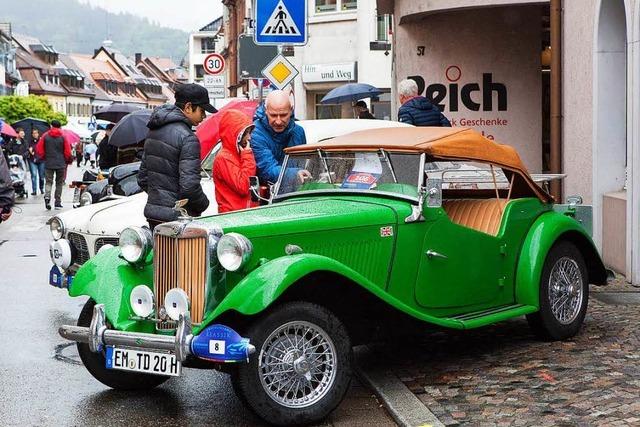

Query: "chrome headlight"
(80, 191), (93, 206)
(49, 216), (65, 240)
(119, 227), (152, 264)
(217, 233), (252, 271)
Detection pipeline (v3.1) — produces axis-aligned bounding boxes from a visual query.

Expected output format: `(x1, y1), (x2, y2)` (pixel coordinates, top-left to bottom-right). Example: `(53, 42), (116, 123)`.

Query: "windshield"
(275, 151), (422, 200)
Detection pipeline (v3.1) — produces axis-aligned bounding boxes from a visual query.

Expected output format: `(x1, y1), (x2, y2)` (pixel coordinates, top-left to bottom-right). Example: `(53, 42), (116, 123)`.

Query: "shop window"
(315, 93), (341, 119)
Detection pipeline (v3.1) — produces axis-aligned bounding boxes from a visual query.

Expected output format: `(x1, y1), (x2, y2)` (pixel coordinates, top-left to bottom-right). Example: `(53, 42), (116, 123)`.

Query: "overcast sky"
(77, 0), (224, 32)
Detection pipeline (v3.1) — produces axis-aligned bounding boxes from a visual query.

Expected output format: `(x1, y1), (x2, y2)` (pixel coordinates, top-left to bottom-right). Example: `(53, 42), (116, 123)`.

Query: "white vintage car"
(48, 119), (412, 287)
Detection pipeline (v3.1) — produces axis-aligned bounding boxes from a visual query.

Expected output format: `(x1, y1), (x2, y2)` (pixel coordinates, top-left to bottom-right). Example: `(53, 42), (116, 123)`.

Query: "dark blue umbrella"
(108, 109), (152, 147)
(95, 104), (144, 123)
(320, 83), (382, 104)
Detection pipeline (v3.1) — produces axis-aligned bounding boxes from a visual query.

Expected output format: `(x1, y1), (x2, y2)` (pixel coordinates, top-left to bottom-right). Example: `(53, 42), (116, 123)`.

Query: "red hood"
(47, 128), (63, 137)
(219, 110), (254, 154)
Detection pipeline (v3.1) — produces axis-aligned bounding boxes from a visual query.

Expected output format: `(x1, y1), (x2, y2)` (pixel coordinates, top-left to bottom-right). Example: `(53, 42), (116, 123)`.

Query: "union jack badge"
(380, 226), (393, 237)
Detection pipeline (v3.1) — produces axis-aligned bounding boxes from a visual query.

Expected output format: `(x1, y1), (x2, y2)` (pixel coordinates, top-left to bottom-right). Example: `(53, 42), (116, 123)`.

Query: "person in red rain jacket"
(36, 120), (72, 210)
(213, 110), (257, 213)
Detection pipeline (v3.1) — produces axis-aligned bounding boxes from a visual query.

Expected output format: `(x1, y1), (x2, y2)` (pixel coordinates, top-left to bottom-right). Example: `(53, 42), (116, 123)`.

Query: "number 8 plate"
(105, 347), (181, 377)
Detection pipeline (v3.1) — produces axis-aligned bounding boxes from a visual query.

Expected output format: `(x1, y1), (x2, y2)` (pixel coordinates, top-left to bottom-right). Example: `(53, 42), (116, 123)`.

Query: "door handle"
(425, 250), (448, 260)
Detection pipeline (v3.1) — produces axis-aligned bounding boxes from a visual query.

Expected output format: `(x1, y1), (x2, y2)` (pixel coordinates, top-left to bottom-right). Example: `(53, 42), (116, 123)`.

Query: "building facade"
(188, 18), (224, 84)
(291, 0), (393, 120)
(0, 23), (21, 96)
(379, 0), (640, 285)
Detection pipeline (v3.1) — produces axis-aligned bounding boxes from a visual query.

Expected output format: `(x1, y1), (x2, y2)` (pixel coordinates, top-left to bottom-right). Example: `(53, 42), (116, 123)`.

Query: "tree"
(0, 95), (68, 125)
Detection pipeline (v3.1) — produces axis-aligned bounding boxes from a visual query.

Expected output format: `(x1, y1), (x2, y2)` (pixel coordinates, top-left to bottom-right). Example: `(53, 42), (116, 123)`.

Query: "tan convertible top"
(285, 127), (553, 203)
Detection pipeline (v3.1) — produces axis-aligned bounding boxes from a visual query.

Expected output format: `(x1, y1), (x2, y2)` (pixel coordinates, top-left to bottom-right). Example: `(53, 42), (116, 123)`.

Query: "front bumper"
(59, 304), (255, 363)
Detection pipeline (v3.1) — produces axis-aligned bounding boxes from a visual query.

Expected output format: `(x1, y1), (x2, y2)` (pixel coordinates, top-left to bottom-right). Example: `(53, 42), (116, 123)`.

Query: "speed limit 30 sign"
(203, 53), (225, 75)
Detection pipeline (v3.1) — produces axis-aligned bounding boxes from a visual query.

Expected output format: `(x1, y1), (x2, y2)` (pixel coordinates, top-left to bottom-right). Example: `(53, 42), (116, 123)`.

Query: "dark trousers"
(148, 219), (163, 232)
(44, 168), (65, 203)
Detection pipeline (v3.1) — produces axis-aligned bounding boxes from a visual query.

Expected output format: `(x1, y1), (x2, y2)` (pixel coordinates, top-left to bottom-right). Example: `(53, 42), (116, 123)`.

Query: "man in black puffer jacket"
(398, 78), (451, 127)
(138, 84), (216, 230)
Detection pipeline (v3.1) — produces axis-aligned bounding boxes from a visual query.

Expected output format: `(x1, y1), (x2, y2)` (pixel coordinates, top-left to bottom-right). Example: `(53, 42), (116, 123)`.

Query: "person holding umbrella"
(36, 120), (72, 210)
(28, 128), (45, 195)
(98, 123), (118, 169)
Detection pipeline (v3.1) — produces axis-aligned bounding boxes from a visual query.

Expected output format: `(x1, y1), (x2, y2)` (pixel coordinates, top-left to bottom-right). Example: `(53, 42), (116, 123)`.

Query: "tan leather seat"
(442, 199), (508, 236)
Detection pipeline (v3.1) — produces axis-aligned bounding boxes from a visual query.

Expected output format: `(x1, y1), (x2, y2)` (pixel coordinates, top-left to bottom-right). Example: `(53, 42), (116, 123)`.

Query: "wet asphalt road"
(0, 165), (393, 426)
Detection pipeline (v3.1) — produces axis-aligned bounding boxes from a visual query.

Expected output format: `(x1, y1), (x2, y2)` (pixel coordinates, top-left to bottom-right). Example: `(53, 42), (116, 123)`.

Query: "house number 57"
(417, 46), (425, 56)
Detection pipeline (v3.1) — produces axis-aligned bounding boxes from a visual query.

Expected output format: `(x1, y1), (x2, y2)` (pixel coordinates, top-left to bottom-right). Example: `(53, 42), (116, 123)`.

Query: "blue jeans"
(28, 161), (45, 193)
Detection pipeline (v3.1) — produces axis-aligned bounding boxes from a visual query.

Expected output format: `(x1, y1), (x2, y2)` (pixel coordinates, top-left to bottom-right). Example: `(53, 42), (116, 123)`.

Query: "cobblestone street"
(371, 279), (640, 426)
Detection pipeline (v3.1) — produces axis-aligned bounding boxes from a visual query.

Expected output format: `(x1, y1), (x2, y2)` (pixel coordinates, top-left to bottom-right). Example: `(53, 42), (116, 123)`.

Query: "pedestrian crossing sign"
(254, 0), (307, 45)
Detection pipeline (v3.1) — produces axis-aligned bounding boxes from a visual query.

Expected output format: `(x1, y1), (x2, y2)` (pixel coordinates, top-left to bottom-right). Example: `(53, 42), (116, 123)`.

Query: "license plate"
(105, 347), (181, 377)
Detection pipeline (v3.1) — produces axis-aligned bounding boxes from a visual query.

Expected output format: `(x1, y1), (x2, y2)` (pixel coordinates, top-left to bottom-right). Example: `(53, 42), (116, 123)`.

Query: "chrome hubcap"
(548, 256), (584, 324)
(259, 321), (337, 408)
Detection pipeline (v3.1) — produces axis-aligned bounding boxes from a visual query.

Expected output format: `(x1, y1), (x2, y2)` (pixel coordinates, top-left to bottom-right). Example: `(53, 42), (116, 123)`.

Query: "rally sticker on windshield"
(380, 226), (393, 237)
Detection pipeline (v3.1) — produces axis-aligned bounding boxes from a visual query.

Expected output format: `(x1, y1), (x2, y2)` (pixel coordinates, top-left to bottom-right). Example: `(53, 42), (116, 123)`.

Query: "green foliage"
(0, 95), (68, 125)
(1, 0), (189, 62)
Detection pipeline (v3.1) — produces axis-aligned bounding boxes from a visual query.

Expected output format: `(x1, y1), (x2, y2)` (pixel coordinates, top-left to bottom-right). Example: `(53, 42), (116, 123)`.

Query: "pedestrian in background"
(28, 128), (45, 195)
(74, 140), (83, 167)
(98, 123), (118, 169)
(138, 83), (214, 230)
(36, 120), (72, 210)
(354, 100), (376, 119)
(7, 128), (29, 160)
(83, 140), (97, 166)
(0, 148), (15, 222)
(397, 78), (451, 127)
(252, 90), (309, 184)
(213, 110), (256, 213)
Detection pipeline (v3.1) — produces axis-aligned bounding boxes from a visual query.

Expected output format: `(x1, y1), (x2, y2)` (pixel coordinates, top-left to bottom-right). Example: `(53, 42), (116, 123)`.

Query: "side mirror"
(249, 176), (260, 202)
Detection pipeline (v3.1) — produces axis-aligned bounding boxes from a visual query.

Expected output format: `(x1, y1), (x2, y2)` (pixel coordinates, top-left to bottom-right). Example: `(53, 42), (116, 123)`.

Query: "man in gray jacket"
(0, 151), (15, 222)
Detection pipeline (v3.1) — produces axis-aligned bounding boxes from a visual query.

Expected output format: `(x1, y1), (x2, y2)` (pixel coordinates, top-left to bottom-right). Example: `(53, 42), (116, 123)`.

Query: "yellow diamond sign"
(262, 54), (299, 90)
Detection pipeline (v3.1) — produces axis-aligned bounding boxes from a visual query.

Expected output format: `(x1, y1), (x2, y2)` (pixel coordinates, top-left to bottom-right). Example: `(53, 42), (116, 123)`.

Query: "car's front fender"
(515, 211), (606, 307)
(196, 253), (465, 334)
(69, 248), (154, 333)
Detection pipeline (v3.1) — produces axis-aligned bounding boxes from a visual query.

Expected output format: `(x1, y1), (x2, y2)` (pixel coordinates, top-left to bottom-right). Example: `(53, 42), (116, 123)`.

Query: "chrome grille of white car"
(94, 238), (119, 254)
(67, 232), (90, 265)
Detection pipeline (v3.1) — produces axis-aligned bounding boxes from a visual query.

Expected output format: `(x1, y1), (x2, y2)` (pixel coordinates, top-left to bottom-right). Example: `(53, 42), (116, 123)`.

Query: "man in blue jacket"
(398, 79), (451, 127)
(252, 90), (310, 184)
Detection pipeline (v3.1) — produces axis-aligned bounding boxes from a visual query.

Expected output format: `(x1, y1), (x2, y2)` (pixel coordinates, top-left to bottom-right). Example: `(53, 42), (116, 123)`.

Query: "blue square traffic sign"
(254, 0), (307, 45)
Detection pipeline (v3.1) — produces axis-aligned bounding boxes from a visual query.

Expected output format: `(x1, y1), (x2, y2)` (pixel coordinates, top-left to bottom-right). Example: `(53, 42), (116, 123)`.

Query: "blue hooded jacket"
(398, 96), (451, 127)
(251, 104), (307, 183)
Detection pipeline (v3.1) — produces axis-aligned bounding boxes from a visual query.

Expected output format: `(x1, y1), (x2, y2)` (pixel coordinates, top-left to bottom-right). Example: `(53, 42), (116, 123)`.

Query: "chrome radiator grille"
(154, 233), (208, 327)
(67, 232), (89, 265)
(95, 237), (119, 253)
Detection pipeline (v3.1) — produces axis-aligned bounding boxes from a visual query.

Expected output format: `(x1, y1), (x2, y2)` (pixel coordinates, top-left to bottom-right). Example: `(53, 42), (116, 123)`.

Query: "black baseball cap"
(175, 83), (217, 113)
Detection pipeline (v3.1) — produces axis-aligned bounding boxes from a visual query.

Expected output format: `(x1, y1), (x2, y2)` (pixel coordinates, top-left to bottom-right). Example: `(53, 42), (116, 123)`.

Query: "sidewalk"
(359, 276), (640, 426)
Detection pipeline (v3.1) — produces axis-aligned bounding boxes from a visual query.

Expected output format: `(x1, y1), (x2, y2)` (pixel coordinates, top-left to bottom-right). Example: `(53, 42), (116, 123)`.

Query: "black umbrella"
(94, 104), (144, 123)
(11, 117), (50, 136)
(108, 109), (153, 147)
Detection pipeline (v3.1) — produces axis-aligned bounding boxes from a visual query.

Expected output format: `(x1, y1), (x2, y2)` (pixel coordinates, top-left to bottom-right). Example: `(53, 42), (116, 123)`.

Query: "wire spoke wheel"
(548, 256), (584, 325)
(259, 321), (337, 409)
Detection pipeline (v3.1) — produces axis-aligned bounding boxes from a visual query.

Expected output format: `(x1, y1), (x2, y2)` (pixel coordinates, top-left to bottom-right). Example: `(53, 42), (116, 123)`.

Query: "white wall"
(394, 5), (542, 171)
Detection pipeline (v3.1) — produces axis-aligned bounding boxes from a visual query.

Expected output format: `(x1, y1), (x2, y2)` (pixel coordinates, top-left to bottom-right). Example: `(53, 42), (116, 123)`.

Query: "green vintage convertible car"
(58, 126), (607, 425)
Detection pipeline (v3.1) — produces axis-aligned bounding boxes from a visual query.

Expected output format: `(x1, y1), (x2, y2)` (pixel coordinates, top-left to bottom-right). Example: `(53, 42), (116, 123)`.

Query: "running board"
(444, 304), (538, 329)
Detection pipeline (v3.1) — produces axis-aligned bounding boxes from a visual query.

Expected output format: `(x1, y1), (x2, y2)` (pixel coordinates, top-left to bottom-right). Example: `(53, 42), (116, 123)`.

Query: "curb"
(354, 345), (444, 427)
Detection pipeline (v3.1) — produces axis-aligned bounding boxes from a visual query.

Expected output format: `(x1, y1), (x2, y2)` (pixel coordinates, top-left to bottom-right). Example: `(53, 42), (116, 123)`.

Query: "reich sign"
(203, 53), (225, 75)
(255, 0), (307, 45)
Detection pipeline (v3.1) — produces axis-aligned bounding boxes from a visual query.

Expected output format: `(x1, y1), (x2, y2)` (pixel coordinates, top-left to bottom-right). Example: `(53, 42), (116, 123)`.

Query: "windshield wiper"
(316, 149), (332, 184)
(379, 149), (397, 183)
